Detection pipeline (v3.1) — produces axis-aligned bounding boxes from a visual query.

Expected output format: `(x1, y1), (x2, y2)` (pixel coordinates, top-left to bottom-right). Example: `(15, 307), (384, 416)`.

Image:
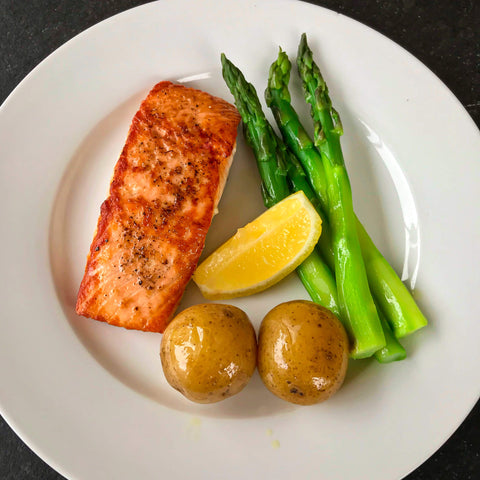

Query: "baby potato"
(258, 300), (349, 405)
(160, 304), (256, 403)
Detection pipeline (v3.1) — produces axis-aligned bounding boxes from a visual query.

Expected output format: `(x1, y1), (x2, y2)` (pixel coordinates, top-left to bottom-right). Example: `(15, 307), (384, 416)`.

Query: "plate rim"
(1, 1), (479, 479)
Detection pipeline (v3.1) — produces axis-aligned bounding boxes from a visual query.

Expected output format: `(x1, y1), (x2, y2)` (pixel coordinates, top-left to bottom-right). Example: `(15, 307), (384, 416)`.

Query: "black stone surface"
(0, 1), (478, 479)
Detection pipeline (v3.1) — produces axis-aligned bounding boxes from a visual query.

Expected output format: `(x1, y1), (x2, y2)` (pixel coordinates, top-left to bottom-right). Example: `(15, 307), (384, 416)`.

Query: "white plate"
(1, 1), (479, 479)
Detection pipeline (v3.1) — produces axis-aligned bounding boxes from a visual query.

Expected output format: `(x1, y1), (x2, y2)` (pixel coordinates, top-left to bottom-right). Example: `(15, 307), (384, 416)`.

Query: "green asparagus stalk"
(296, 249), (341, 318)
(374, 310), (407, 363)
(221, 53), (289, 208)
(265, 51), (329, 214)
(356, 221), (427, 338)
(286, 145), (406, 361)
(266, 45), (426, 341)
(297, 33), (427, 339)
(221, 53), (340, 318)
(267, 49), (385, 359)
(222, 53), (408, 362)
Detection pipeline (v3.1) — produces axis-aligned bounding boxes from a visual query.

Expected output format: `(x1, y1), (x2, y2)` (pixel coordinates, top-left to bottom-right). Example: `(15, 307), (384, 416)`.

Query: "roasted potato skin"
(160, 304), (257, 403)
(258, 300), (349, 405)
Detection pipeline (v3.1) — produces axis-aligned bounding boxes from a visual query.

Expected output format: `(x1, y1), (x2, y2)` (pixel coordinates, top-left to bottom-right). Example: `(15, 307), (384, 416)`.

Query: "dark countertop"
(0, 1), (478, 479)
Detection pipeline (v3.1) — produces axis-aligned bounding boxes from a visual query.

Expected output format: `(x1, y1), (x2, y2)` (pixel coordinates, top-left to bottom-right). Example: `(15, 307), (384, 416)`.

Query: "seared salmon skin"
(76, 81), (241, 332)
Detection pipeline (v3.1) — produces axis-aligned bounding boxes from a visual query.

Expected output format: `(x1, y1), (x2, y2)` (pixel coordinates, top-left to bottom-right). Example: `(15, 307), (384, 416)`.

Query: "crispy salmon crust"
(76, 81), (241, 332)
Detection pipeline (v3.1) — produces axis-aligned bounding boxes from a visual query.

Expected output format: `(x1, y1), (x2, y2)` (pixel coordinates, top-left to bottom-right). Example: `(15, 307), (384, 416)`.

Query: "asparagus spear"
(265, 51), (329, 214)
(221, 53), (340, 318)
(221, 54), (289, 208)
(267, 49), (385, 358)
(286, 144), (407, 361)
(266, 45), (426, 340)
(356, 221), (427, 338)
(221, 53), (408, 360)
(374, 310), (407, 363)
(297, 33), (427, 338)
(296, 249), (340, 317)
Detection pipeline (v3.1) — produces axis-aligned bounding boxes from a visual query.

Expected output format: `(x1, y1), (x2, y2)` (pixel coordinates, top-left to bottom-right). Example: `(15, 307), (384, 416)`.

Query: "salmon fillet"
(76, 81), (241, 332)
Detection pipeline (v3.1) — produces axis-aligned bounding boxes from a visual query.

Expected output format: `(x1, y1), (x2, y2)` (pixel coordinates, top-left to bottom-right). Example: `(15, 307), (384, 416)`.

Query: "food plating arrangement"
(76, 34), (427, 406)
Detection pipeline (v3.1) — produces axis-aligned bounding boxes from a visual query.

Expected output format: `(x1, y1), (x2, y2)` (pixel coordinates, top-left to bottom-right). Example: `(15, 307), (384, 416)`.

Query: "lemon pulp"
(193, 191), (322, 299)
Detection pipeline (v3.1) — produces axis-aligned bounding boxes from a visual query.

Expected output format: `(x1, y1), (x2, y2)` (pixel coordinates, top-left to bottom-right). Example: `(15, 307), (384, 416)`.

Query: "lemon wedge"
(193, 191), (322, 299)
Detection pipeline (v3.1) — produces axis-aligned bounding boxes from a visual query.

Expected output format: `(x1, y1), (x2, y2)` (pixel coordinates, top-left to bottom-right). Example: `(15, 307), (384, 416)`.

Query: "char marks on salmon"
(76, 81), (241, 332)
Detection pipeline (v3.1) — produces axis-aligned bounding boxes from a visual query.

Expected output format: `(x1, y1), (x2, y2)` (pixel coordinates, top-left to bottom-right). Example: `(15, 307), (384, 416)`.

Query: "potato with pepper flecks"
(258, 300), (349, 405)
(160, 304), (257, 403)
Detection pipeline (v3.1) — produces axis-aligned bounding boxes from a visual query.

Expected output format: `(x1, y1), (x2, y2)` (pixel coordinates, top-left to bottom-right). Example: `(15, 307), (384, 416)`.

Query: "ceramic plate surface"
(1, 1), (479, 479)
